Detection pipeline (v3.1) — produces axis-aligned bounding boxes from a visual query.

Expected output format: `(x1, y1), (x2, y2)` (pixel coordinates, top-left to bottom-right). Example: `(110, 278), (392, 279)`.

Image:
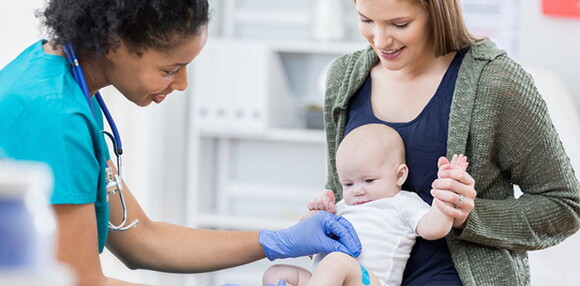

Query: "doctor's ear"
(396, 164), (408, 187)
(104, 37), (132, 60)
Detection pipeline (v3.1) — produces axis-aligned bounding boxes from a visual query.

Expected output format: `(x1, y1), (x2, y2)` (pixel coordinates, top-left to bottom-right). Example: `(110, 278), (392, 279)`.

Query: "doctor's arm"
(52, 203), (149, 286)
(104, 160), (265, 273)
(105, 161), (361, 272)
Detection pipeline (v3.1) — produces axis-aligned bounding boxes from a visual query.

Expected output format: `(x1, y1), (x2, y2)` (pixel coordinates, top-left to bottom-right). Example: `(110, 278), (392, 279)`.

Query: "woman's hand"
(431, 155), (477, 229)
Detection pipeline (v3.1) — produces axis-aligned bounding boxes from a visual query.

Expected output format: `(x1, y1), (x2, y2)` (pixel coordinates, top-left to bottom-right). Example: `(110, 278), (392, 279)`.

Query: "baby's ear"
(396, 164), (408, 186)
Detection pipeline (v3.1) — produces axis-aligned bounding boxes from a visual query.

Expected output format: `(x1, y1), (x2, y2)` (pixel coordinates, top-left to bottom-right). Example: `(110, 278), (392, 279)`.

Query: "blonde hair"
(353, 0), (478, 56)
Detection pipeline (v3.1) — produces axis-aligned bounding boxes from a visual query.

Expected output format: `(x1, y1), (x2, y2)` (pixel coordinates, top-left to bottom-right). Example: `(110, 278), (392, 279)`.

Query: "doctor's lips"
(152, 93), (168, 104)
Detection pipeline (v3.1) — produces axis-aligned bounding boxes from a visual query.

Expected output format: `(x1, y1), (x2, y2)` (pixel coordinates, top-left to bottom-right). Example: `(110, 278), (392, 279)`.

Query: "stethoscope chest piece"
(105, 167), (123, 196)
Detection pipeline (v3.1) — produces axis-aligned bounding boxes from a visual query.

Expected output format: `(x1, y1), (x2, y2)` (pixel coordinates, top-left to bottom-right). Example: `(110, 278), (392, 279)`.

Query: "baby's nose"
(354, 185), (366, 196)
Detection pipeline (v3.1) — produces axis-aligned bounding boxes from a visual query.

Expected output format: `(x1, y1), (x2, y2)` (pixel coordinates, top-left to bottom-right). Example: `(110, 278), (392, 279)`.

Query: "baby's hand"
(435, 154), (469, 208)
(449, 154), (468, 172)
(437, 154), (468, 178)
(306, 190), (336, 214)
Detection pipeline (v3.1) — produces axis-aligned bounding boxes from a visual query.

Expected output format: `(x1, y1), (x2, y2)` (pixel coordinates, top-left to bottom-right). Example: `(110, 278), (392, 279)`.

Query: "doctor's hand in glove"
(258, 211), (361, 260)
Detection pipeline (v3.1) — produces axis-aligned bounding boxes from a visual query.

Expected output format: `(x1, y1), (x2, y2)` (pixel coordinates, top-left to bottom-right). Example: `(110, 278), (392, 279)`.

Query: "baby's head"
(336, 124), (408, 206)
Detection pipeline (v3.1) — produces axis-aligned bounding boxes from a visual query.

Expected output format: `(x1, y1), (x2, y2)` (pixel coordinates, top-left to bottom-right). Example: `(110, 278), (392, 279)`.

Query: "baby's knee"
(318, 252), (358, 268)
(263, 264), (291, 278)
(262, 264), (311, 286)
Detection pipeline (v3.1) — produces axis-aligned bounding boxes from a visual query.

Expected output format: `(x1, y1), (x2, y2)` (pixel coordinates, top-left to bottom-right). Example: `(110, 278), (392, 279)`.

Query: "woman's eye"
(393, 23), (409, 28)
(365, 179), (375, 183)
(359, 18), (372, 23)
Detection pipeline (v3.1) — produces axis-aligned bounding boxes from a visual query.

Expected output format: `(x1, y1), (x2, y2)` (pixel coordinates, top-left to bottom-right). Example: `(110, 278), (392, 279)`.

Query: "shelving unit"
(184, 1), (364, 284)
(182, 1), (525, 285)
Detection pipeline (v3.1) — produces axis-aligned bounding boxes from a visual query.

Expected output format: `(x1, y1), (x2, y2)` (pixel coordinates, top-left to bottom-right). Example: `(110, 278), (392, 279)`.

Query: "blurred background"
(1, 0), (580, 285)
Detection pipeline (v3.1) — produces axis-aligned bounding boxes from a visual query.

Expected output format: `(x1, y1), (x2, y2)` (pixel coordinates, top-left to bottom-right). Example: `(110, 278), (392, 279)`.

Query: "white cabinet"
(185, 41), (364, 286)
(184, 1), (365, 285)
(183, 1), (527, 285)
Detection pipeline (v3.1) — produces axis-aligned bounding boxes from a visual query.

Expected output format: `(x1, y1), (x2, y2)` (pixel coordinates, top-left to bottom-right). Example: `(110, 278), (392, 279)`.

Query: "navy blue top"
(344, 48), (469, 286)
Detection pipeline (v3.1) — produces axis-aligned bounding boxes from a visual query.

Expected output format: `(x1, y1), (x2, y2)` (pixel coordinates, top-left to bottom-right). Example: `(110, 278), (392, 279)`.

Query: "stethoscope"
(62, 44), (138, 231)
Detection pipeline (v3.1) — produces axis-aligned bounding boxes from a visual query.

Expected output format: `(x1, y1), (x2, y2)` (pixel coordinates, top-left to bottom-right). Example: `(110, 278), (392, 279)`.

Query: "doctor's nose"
(170, 67), (188, 91)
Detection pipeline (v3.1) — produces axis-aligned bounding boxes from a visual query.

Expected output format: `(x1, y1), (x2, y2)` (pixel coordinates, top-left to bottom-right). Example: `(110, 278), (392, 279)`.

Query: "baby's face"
(338, 154), (403, 206)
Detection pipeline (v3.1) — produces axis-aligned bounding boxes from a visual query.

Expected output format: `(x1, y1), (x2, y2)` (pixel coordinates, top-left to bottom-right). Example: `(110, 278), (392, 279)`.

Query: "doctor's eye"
(163, 68), (180, 76)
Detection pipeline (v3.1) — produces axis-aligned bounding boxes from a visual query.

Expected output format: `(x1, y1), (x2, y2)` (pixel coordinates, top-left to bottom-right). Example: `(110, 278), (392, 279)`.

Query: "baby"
(262, 124), (468, 286)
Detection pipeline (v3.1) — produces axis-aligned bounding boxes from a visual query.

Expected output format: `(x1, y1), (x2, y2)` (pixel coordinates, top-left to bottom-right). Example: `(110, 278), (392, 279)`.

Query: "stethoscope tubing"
(62, 44), (123, 155)
(62, 43), (136, 231)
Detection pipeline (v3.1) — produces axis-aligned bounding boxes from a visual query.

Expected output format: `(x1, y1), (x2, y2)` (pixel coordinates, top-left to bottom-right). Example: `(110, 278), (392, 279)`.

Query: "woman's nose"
(373, 25), (394, 49)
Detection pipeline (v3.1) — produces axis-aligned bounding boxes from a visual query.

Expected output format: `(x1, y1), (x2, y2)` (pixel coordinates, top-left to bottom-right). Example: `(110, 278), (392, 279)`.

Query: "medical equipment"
(0, 161), (75, 285)
(62, 44), (138, 231)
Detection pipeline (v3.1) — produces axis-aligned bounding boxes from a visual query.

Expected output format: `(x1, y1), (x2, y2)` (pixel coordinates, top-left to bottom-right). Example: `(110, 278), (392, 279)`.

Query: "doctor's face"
(355, 0), (433, 72)
(104, 27), (208, 107)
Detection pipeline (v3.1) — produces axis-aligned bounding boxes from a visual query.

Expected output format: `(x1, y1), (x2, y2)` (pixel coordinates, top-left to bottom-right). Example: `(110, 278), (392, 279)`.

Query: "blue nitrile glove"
(258, 211), (361, 260)
(266, 280), (287, 286)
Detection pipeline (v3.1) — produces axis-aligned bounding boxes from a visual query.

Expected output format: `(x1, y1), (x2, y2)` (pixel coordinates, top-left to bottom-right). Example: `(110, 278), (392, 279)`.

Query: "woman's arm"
(436, 58), (580, 250)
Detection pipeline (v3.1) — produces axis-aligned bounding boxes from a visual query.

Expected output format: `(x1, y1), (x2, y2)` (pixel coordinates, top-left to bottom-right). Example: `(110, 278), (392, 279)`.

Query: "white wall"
(0, 2), (189, 285)
(0, 1), (44, 68)
(519, 1), (580, 106)
(2, 1), (580, 286)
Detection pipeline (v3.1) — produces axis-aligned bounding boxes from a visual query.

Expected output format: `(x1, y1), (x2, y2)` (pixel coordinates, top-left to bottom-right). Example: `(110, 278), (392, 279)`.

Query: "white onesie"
(313, 191), (430, 286)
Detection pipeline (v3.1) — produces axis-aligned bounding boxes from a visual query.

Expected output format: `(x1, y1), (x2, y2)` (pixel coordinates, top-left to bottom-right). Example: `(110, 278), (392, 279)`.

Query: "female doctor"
(0, 0), (361, 285)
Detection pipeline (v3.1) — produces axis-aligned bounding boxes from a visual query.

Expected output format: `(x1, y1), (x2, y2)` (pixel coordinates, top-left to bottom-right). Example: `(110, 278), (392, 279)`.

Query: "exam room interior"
(2, 1), (580, 285)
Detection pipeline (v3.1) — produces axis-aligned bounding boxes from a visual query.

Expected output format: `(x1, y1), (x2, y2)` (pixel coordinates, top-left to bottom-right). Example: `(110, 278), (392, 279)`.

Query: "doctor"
(0, 0), (360, 285)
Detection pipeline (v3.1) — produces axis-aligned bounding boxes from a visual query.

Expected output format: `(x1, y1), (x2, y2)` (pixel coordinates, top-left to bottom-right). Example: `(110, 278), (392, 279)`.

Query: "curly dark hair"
(38, 0), (209, 57)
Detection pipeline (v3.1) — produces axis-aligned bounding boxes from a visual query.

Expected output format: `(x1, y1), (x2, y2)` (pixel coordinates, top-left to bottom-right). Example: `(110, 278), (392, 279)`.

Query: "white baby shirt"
(313, 191), (430, 286)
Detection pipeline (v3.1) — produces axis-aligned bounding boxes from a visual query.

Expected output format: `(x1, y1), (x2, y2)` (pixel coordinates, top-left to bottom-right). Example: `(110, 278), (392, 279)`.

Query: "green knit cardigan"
(323, 40), (580, 285)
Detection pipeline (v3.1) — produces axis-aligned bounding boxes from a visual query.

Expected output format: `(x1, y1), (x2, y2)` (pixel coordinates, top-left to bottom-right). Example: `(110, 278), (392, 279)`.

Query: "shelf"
(208, 38), (368, 55)
(199, 128), (325, 143)
(195, 214), (298, 230)
(235, 11), (310, 25)
(228, 182), (322, 202)
(267, 40), (368, 54)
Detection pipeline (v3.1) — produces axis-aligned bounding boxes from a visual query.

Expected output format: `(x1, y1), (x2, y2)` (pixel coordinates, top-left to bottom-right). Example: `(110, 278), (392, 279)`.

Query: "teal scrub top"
(0, 40), (110, 252)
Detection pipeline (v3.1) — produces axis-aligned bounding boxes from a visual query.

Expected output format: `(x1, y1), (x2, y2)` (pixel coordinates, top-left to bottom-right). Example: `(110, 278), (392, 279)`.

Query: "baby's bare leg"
(262, 264), (312, 286)
(308, 252), (381, 286)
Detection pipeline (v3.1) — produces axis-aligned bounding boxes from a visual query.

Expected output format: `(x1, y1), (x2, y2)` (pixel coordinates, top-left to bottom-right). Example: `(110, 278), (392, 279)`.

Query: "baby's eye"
(365, 179), (375, 183)
(344, 183), (353, 187)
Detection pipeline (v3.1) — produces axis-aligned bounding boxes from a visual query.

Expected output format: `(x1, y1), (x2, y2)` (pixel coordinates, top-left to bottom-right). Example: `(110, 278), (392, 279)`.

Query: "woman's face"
(104, 27), (208, 107)
(355, 0), (432, 72)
